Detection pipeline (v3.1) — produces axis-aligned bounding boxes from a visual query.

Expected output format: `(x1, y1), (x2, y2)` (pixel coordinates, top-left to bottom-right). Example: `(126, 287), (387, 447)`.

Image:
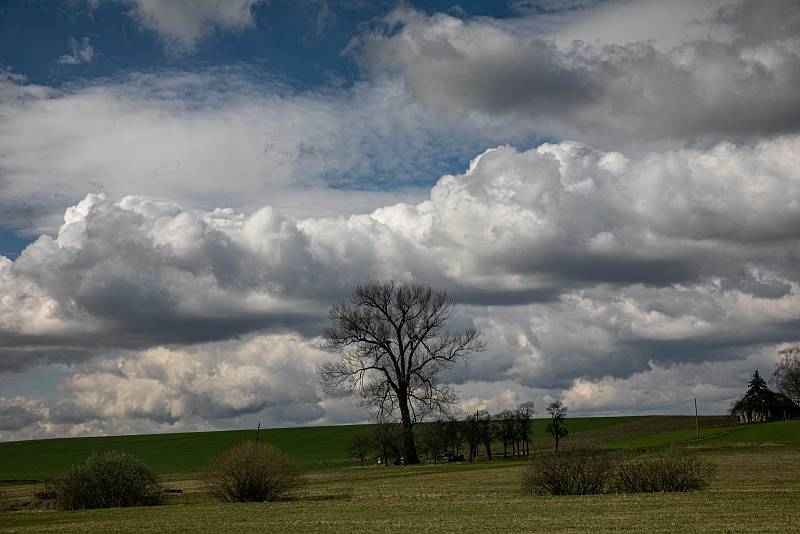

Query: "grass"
(0, 424), (372, 481)
(605, 420), (800, 449)
(1, 445), (798, 533)
(0, 417), (639, 481)
(2, 417), (798, 533)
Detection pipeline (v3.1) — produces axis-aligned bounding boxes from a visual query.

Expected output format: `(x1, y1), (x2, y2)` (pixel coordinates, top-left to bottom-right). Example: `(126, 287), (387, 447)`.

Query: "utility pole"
(694, 399), (699, 439)
(256, 421), (261, 442)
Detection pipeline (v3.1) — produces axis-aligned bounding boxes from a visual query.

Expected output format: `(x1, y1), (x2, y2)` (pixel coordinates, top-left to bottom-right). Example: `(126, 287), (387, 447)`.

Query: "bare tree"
(350, 434), (371, 468)
(476, 409), (494, 460)
(417, 420), (448, 464)
(774, 346), (800, 404)
(515, 401), (536, 456)
(497, 410), (515, 458)
(372, 423), (403, 466)
(545, 401), (568, 451)
(446, 417), (466, 462)
(464, 415), (479, 463)
(320, 281), (486, 464)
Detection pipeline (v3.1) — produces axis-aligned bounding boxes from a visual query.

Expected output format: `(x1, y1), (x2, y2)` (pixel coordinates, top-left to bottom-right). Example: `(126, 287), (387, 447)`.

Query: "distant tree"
(497, 410), (516, 458)
(350, 434), (371, 468)
(515, 401), (536, 456)
(774, 346), (800, 404)
(732, 370), (772, 423)
(732, 369), (800, 423)
(445, 418), (466, 461)
(372, 423), (403, 466)
(320, 281), (486, 464)
(476, 409), (495, 460)
(545, 401), (569, 451)
(463, 414), (480, 463)
(418, 420), (448, 464)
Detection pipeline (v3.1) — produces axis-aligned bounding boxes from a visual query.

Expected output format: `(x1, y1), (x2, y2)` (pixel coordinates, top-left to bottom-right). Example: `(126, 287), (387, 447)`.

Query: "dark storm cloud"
(358, 0), (800, 143)
(0, 400), (42, 431)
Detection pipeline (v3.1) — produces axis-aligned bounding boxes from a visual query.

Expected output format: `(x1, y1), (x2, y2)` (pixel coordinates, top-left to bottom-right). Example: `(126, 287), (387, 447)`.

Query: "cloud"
(1, 136), (798, 389)
(121, 0), (265, 55)
(57, 37), (95, 65)
(508, 0), (603, 16)
(0, 333), (342, 441)
(356, 1), (800, 144)
(0, 68), (489, 235)
(0, 397), (46, 432)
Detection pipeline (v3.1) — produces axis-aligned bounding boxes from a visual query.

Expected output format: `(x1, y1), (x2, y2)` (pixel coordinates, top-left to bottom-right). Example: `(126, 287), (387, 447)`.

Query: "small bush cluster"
(203, 441), (304, 502)
(521, 449), (617, 495)
(47, 451), (164, 510)
(615, 452), (715, 493)
(522, 448), (715, 496)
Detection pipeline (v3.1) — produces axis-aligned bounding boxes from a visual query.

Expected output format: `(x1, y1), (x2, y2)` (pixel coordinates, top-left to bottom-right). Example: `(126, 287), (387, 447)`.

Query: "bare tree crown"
(319, 281), (486, 423)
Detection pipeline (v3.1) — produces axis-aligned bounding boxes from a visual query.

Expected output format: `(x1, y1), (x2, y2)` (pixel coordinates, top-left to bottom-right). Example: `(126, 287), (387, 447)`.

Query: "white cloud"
(57, 37), (95, 65)
(0, 333), (340, 441)
(0, 136), (797, 395)
(0, 69), (484, 235)
(121, 0), (265, 55)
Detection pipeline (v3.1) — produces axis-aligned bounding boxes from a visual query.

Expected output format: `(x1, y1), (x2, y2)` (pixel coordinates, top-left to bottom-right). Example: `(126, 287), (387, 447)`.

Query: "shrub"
(615, 451), (715, 493)
(203, 441), (303, 502)
(521, 448), (617, 495)
(47, 451), (164, 510)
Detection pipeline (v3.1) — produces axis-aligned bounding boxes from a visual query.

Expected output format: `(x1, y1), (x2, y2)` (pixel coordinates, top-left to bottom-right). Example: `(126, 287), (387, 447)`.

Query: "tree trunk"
(399, 400), (420, 464)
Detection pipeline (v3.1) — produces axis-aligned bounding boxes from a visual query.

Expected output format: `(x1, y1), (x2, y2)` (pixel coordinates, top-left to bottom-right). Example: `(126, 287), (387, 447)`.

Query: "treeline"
(351, 402), (537, 466)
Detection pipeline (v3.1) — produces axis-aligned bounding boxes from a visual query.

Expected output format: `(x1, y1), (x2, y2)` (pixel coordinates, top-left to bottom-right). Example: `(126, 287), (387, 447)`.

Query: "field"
(1, 417), (798, 533)
(0, 416), (647, 481)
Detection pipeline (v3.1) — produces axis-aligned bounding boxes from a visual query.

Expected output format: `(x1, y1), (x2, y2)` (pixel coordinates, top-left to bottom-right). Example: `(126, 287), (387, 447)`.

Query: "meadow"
(1, 416), (798, 533)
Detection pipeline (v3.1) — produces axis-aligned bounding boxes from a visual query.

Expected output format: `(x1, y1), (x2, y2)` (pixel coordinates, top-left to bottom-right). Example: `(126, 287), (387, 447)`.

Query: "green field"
(1, 418), (798, 533)
(0, 424), (375, 481)
(0, 416), (646, 481)
(605, 419), (800, 449)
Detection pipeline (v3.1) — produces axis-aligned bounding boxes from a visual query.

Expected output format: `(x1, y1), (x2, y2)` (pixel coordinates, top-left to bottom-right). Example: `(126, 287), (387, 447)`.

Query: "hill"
(0, 415), (775, 481)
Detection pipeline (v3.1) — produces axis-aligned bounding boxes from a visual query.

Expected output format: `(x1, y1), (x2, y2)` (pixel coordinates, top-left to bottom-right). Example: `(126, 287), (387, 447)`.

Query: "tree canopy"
(731, 369), (800, 423)
(319, 281), (485, 464)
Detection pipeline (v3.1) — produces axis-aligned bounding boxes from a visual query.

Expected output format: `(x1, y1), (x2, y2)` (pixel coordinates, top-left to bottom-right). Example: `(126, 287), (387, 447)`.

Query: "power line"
(582, 397), (736, 416)
(588, 399), (695, 415)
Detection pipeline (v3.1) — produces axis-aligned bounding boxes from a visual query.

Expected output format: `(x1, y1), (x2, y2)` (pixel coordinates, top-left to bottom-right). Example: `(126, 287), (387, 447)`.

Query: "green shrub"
(47, 451), (164, 510)
(615, 451), (715, 493)
(203, 441), (304, 502)
(521, 448), (617, 495)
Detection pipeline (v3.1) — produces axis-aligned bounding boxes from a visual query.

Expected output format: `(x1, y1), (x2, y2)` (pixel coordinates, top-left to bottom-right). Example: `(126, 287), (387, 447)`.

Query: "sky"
(1, 0), (799, 440)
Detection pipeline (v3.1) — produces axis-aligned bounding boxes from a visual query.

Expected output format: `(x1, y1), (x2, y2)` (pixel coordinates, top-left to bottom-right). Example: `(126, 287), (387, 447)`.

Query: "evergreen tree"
(732, 369), (800, 423)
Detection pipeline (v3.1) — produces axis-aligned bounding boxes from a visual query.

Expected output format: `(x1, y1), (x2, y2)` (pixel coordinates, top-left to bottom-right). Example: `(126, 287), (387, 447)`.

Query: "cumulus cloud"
(357, 0), (800, 144)
(120, 0), (265, 55)
(57, 37), (95, 65)
(0, 333), (346, 441)
(1, 136), (798, 400)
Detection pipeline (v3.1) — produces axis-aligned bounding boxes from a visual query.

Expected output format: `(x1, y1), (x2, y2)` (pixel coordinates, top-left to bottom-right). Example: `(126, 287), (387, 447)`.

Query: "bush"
(615, 451), (715, 493)
(47, 451), (164, 510)
(203, 441), (303, 502)
(521, 448), (617, 495)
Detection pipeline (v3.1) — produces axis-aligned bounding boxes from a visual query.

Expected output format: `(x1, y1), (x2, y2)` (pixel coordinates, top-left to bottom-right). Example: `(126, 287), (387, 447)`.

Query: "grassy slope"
(0, 424), (371, 481)
(0, 417), (642, 481)
(605, 420), (800, 449)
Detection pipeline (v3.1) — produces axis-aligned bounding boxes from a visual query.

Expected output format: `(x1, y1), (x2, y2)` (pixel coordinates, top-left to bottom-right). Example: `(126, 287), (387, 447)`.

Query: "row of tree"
(349, 400), (570, 466)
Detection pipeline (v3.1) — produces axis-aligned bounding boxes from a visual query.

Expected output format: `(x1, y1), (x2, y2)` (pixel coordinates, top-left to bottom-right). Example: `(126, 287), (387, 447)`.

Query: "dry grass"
(1, 444), (798, 533)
